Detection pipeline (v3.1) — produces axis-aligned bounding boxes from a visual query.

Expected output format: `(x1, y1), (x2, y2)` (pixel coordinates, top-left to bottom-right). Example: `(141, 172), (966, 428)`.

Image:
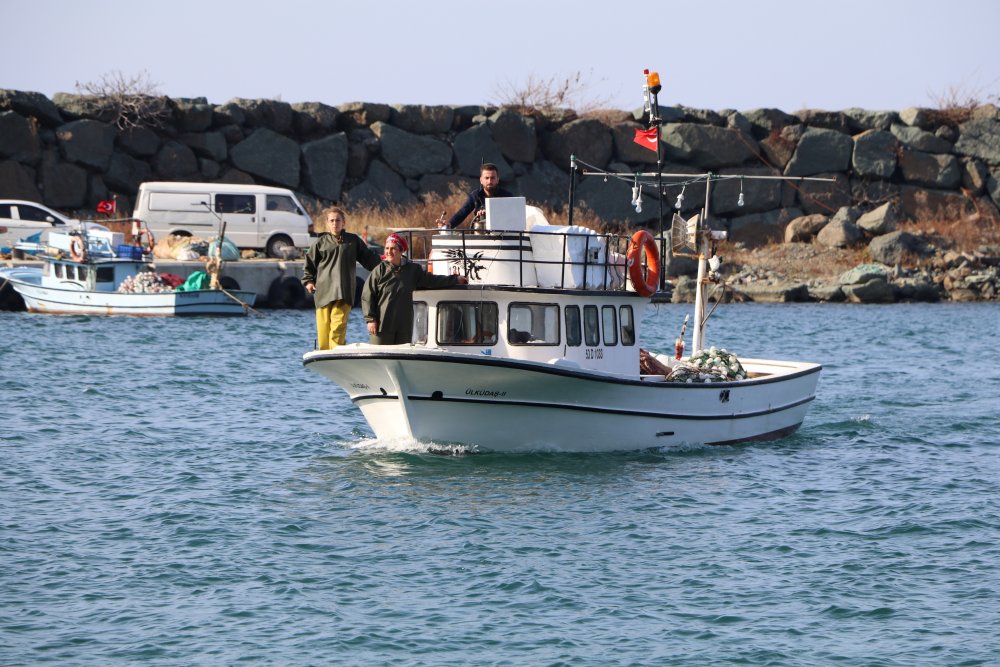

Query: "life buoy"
(69, 237), (87, 262)
(626, 229), (660, 297)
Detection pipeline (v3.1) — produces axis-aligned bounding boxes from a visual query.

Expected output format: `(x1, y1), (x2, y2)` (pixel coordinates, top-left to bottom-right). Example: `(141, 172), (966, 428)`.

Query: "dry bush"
(900, 209), (1000, 255)
(928, 79), (1000, 126)
(75, 70), (170, 130)
(491, 70), (612, 114)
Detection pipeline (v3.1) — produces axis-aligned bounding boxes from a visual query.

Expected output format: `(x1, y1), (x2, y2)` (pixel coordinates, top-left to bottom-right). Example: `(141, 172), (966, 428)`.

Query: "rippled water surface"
(2, 303), (998, 665)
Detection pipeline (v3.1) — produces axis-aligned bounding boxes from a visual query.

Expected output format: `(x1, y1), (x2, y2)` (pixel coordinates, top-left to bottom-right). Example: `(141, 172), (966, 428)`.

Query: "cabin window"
(508, 303), (559, 345)
(412, 301), (428, 344)
(583, 305), (600, 347)
(215, 194), (256, 214)
(602, 306), (618, 346)
(564, 305), (582, 347)
(96, 267), (114, 283)
(0, 204), (10, 217)
(52, 263), (62, 278)
(76, 265), (88, 281)
(437, 301), (498, 345)
(265, 195), (299, 213)
(620, 305), (635, 346)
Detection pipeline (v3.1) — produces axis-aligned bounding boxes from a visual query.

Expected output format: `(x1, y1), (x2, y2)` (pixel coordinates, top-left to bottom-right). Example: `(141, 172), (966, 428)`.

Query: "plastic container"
(116, 244), (144, 260)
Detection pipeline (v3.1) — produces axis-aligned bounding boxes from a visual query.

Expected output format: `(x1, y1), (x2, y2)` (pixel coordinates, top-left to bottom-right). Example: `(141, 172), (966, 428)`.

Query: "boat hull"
(4, 269), (255, 316)
(304, 348), (821, 453)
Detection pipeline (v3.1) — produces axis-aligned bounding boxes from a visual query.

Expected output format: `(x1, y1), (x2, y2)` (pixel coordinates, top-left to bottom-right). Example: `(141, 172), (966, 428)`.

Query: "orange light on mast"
(646, 70), (662, 95)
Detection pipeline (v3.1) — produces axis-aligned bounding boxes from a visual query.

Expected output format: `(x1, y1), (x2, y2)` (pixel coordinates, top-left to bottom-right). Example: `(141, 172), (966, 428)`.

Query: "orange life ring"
(626, 229), (660, 297)
(69, 237), (86, 262)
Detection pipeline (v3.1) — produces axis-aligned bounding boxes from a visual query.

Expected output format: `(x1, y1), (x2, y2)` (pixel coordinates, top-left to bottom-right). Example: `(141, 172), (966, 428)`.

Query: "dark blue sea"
(1, 303), (998, 666)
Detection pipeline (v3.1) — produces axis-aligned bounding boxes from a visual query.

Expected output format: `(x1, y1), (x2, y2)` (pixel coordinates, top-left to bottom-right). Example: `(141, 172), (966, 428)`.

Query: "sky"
(2, 0), (998, 114)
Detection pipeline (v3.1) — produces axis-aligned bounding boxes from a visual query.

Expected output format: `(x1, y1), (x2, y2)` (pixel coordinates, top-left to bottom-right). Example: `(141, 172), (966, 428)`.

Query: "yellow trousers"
(316, 301), (352, 349)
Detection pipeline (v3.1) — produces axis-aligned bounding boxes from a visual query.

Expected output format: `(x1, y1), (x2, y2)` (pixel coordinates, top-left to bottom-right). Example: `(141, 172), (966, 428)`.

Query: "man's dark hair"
(480, 163), (499, 175)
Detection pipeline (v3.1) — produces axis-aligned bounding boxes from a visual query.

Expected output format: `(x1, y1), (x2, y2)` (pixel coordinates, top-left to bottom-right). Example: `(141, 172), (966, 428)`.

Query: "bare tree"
(491, 70), (612, 114)
(74, 70), (171, 130)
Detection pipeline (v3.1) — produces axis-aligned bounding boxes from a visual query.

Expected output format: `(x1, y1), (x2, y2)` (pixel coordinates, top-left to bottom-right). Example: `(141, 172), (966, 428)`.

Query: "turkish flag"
(97, 199), (116, 214)
(633, 127), (659, 152)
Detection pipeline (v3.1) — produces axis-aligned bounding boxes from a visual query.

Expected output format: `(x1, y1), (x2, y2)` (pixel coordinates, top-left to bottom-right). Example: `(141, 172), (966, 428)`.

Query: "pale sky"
(3, 0), (998, 114)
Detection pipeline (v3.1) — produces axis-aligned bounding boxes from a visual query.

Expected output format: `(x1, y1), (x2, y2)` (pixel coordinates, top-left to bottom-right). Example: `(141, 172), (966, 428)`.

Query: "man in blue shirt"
(437, 163), (514, 229)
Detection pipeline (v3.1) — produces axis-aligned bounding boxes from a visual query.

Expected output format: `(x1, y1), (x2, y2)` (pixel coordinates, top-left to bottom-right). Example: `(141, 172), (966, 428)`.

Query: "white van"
(133, 182), (314, 258)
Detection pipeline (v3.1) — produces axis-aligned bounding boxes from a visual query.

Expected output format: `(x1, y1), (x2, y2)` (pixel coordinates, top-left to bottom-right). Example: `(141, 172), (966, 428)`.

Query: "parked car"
(0, 201), (113, 257)
(0, 200), (78, 252)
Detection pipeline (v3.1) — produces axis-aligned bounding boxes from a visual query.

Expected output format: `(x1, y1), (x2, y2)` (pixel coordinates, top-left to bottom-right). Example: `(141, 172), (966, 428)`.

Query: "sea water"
(1, 303), (998, 666)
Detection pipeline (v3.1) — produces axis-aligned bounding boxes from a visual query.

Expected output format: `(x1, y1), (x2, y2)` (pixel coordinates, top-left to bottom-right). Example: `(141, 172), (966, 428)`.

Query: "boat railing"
(392, 227), (666, 293)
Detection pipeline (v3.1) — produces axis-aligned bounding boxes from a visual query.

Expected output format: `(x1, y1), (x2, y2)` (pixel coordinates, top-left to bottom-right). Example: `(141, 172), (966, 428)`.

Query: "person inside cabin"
(302, 206), (382, 350)
(436, 163), (514, 230)
(363, 233), (468, 345)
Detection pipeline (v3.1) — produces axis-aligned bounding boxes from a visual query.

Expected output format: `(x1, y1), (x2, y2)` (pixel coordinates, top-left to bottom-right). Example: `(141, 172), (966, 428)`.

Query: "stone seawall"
(2, 90), (999, 249)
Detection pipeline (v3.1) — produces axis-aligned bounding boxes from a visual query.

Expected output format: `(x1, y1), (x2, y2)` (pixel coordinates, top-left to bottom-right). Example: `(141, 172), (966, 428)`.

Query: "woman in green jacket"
(363, 233), (468, 344)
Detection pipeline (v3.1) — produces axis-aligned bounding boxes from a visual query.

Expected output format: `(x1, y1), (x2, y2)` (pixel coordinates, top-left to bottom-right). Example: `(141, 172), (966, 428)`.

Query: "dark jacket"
(446, 187), (515, 228)
(362, 260), (462, 343)
(302, 232), (381, 308)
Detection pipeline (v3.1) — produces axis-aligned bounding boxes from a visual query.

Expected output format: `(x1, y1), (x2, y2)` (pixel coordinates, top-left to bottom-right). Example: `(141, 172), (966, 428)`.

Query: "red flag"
(97, 199), (116, 214)
(633, 127), (659, 152)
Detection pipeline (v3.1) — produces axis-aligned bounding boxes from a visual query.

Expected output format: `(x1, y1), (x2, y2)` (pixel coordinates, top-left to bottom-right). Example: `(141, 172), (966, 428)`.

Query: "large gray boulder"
(515, 159), (570, 210)
(816, 217), (862, 248)
(228, 98), (294, 134)
(954, 117), (1000, 165)
(0, 159), (41, 200)
(784, 213), (828, 242)
(961, 158), (990, 193)
(0, 89), (63, 126)
(230, 128), (300, 187)
(842, 278), (895, 303)
(856, 201), (899, 235)
(40, 151), (87, 208)
(890, 124), (952, 153)
(0, 112), (41, 164)
(371, 121), (451, 178)
(174, 100), (213, 132)
(301, 132), (348, 202)
(852, 129), (898, 178)
(292, 102), (340, 137)
(117, 126), (160, 157)
(795, 109), (851, 134)
(541, 118), (613, 170)
(56, 119), (116, 170)
(345, 159), (416, 208)
(759, 124), (802, 170)
(842, 108), (897, 132)
(734, 279), (811, 303)
(899, 107), (934, 129)
(659, 123), (756, 169)
(105, 152), (152, 193)
(390, 104), (454, 134)
(453, 123), (513, 179)
(898, 149), (960, 189)
(795, 172), (852, 215)
(784, 127), (853, 176)
(152, 140), (199, 179)
(741, 108), (797, 138)
(179, 131), (227, 162)
(490, 109), (537, 163)
(867, 230), (929, 264)
(339, 102), (393, 130)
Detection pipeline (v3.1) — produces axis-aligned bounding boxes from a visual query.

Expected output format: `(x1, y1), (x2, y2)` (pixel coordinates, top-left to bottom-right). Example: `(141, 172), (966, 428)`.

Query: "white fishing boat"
(303, 201), (821, 452)
(2, 230), (256, 316)
(302, 71), (822, 452)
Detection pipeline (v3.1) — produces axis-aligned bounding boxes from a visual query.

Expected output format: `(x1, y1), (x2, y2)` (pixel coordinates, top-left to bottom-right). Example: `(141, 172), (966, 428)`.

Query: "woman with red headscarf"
(362, 233), (468, 344)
